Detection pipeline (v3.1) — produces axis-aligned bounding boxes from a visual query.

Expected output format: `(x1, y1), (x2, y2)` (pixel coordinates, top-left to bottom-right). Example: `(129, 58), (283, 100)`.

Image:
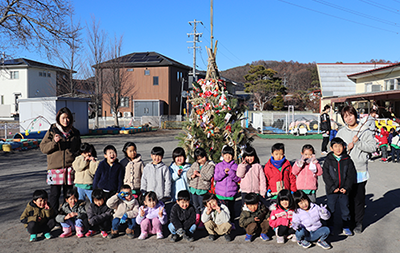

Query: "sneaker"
(126, 233), (134, 239)
(44, 233), (52, 240)
(156, 232), (164, 239)
(209, 234), (217, 241)
(343, 228), (353, 236)
(276, 236), (285, 244)
(317, 240), (331, 250)
(183, 233), (194, 242)
(301, 240), (312, 249)
(354, 224), (363, 234)
(170, 234), (179, 242)
(368, 159), (374, 163)
(138, 233), (148, 240)
(245, 234), (252, 242)
(297, 240), (302, 247)
(321, 151), (328, 155)
(29, 234), (37, 242)
(101, 231), (108, 238)
(287, 234), (297, 242)
(224, 233), (232, 242)
(85, 230), (96, 237)
(260, 233), (270, 241)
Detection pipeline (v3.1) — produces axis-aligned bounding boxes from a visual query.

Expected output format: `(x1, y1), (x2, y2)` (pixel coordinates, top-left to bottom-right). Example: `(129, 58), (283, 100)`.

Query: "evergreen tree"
(272, 92), (284, 111)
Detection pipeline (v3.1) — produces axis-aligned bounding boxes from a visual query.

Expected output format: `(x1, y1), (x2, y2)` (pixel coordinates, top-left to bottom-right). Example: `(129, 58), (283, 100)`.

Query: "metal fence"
(89, 115), (185, 129)
(250, 111), (321, 134)
(0, 122), (20, 139)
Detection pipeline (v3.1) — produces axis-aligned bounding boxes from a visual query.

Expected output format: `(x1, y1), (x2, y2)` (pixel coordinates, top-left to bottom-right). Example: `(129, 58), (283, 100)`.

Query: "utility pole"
(187, 19), (202, 82)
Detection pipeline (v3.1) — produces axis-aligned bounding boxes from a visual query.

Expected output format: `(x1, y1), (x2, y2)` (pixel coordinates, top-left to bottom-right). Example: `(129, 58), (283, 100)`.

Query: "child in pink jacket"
(269, 189), (296, 243)
(236, 146), (267, 206)
(292, 144), (323, 203)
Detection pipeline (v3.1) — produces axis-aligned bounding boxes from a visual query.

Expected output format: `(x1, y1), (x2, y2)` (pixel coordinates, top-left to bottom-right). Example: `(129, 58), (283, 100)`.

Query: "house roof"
(3, 58), (70, 72)
(347, 62), (400, 80)
(96, 52), (191, 70)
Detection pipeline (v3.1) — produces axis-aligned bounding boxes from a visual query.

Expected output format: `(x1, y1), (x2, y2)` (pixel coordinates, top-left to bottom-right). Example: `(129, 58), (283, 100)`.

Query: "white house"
(0, 58), (69, 117)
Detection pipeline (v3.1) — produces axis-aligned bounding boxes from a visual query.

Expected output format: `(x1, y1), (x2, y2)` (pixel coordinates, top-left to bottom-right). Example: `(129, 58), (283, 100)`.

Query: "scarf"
(270, 156), (286, 169)
(56, 123), (71, 138)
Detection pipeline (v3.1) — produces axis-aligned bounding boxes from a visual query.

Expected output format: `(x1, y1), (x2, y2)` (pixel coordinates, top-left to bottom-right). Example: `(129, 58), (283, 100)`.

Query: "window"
(145, 69), (150, 75)
(385, 79), (395, 90)
(39, 72), (43, 77)
(120, 97), (129, 107)
(153, 76), (159, 85)
(10, 71), (19, 79)
(47, 73), (51, 77)
(127, 68), (134, 72)
(1, 95), (4, 105)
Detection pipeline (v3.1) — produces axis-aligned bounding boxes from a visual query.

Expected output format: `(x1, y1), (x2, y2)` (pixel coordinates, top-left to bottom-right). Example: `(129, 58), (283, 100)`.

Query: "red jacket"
(376, 128), (389, 146)
(269, 203), (294, 228)
(264, 159), (297, 194)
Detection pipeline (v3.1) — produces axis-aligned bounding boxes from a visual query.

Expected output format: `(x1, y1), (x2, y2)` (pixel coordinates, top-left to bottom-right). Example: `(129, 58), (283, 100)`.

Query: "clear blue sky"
(18, 0), (400, 72)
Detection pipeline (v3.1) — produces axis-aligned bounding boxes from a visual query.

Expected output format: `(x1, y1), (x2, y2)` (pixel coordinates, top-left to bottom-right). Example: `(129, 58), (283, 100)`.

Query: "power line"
(200, 24), (245, 67)
(359, 0), (400, 15)
(276, 0), (399, 34)
(312, 0), (400, 27)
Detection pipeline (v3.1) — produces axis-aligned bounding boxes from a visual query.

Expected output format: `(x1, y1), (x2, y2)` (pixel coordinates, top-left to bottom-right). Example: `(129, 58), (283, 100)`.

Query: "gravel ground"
(0, 129), (399, 253)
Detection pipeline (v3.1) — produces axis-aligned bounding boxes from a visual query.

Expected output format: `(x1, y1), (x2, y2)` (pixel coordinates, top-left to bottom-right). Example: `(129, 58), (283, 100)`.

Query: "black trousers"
(218, 199), (236, 223)
(49, 184), (74, 211)
(27, 219), (56, 234)
(349, 181), (367, 227)
(321, 136), (330, 152)
(276, 225), (295, 236)
(90, 219), (111, 232)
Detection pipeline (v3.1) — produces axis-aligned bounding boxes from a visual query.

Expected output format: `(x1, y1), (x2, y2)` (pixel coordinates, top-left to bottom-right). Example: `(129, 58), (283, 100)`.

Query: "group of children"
(375, 126), (400, 163)
(21, 138), (360, 250)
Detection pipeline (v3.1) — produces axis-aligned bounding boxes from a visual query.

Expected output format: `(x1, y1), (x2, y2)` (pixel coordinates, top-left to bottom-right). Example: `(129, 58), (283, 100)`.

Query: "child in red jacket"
(292, 144), (323, 203)
(376, 126), (389, 162)
(269, 189), (296, 243)
(264, 143), (297, 200)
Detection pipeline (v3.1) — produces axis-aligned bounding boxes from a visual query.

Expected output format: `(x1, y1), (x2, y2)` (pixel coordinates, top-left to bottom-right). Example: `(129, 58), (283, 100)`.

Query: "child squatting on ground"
(292, 191), (331, 250)
(201, 192), (232, 242)
(106, 184), (139, 239)
(136, 191), (168, 239)
(20, 190), (56, 242)
(85, 189), (113, 238)
(322, 137), (356, 236)
(55, 188), (87, 238)
(239, 193), (270, 242)
(168, 190), (197, 242)
(269, 189), (296, 243)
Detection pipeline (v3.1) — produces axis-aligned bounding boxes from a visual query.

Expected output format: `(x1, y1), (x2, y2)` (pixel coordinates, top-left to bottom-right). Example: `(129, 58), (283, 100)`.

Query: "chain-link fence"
(0, 122), (20, 139)
(250, 111), (321, 134)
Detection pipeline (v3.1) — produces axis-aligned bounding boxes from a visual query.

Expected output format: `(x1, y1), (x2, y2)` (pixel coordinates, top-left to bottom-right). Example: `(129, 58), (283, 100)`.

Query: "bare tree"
(53, 10), (82, 96)
(85, 16), (107, 128)
(102, 35), (132, 127)
(0, 0), (78, 58)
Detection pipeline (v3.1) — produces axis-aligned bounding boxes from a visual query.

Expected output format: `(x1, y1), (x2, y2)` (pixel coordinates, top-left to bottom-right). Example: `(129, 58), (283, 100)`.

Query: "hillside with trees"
(221, 60), (320, 93)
